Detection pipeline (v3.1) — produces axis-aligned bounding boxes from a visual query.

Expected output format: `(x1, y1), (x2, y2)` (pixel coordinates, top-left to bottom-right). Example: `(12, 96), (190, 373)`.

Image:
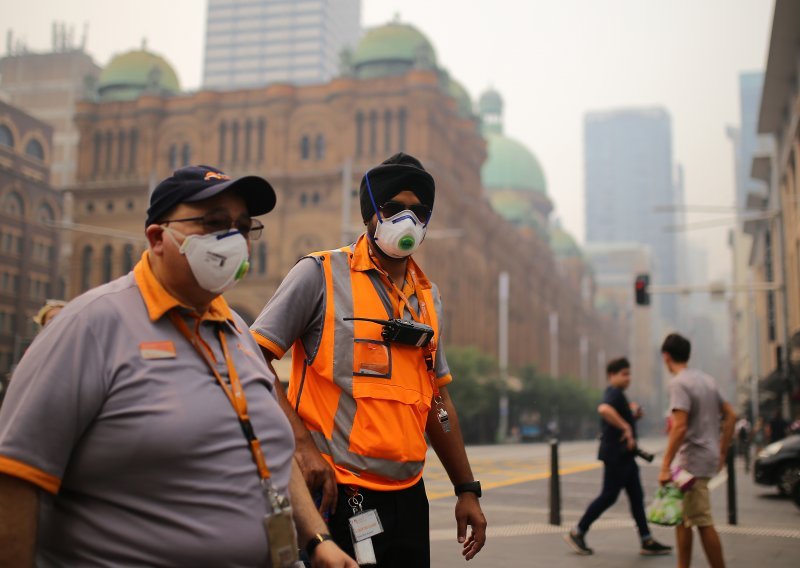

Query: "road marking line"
(430, 520), (800, 541)
(427, 461), (603, 500)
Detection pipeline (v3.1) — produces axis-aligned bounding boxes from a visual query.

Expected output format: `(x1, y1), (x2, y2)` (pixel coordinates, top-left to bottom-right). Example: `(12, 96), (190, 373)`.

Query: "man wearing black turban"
(251, 153), (487, 567)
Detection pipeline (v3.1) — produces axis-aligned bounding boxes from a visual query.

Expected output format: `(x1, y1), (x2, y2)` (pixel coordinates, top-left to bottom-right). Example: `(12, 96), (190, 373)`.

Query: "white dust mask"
(373, 209), (427, 258)
(165, 227), (250, 293)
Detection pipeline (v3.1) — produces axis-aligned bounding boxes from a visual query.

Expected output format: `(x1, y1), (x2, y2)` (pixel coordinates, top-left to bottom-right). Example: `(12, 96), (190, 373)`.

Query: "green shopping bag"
(646, 485), (684, 526)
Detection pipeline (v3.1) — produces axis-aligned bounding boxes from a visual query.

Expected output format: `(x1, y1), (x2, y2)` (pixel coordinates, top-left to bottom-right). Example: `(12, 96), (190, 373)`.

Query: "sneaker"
(563, 531), (593, 555)
(640, 538), (672, 556)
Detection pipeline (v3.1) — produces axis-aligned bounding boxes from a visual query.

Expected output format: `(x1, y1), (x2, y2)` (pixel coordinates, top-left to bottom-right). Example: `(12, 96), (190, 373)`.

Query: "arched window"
(355, 111), (364, 157)
(398, 107), (407, 151)
(122, 243), (135, 274)
(25, 139), (45, 161)
(384, 110), (393, 152)
(104, 131), (113, 173)
(231, 121), (240, 164)
(37, 202), (55, 223)
(102, 244), (114, 282)
(257, 118), (266, 162)
(257, 242), (267, 275)
(116, 130), (126, 174)
(369, 111), (377, 155)
(300, 193), (308, 207)
(168, 144), (178, 170)
(300, 135), (310, 160)
(2, 192), (24, 217)
(218, 121), (227, 164)
(93, 132), (102, 174)
(244, 120), (252, 163)
(81, 245), (94, 291)
(128, 128), (138, 172)
(182, 143), (191, 166)
(315, 134), (325, 160)
(0, 124), (13, 148)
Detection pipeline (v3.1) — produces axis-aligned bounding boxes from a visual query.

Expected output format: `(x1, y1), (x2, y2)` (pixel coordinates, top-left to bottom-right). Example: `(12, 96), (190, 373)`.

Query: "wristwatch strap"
(305, 533), (333, 558)
(454, 480), (482, 498)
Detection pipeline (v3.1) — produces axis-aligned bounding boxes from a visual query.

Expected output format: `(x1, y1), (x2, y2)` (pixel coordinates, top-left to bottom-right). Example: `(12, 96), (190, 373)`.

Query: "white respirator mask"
(165, 227), (250, 293)
(373, 209), (427, 258)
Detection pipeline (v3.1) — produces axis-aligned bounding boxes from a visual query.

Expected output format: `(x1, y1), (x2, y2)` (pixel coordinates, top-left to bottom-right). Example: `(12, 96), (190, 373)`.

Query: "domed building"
(479, 88), (552, 238)
(352, 20), (437, 79)
(96, 45), (180, 102)
(345, 19), (475, 121)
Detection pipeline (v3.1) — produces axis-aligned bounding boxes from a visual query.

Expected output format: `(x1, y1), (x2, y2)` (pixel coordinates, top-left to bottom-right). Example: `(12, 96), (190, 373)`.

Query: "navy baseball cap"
(145, 165), (276, 227)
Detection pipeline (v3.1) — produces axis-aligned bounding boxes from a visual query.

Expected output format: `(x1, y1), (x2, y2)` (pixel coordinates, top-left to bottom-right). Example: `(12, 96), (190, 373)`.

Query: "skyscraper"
(584, 107), (681, 326)
(202, 0), (361, 90)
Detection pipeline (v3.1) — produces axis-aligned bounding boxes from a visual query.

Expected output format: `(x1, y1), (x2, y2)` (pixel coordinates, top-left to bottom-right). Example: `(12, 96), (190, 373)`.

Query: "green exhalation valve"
(235, 260), (250, 280)
(399, 235), (415, 250)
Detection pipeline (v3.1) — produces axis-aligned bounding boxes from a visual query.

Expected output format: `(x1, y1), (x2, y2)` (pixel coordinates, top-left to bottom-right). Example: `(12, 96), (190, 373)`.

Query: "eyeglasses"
(379, 201), (432, 224)
(162, 210), (264, 240)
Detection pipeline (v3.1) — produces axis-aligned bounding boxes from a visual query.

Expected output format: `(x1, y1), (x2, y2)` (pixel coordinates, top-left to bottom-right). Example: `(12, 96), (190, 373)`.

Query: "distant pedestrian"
(564, 357), (671, 557)
(752, 417), (767, 453)
(659, 333), (737, 568)
(735, 418), (752, 472)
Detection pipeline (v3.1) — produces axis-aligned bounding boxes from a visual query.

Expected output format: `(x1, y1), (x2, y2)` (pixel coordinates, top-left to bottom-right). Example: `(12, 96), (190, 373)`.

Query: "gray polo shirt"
(0, 257), (294, 567)
(669, 368), (726, 478)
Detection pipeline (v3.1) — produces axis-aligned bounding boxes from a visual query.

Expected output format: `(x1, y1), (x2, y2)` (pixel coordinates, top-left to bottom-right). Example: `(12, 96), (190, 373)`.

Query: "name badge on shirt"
(349, 509), (384, 542)
(140, 341), (177, 359)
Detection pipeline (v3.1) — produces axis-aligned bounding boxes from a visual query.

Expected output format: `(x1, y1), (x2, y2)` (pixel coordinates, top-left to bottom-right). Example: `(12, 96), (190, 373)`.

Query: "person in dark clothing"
(564, 357), (671, 557)
(768, 412), (787, 443)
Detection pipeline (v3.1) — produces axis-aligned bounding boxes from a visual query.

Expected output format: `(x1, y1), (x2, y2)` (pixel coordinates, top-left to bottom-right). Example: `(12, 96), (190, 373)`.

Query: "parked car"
(754, 433), (800, 495)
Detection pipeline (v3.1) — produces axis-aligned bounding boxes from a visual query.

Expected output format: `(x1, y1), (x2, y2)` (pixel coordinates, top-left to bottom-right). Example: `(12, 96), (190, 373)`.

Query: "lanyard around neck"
(167, 310), (272, 481)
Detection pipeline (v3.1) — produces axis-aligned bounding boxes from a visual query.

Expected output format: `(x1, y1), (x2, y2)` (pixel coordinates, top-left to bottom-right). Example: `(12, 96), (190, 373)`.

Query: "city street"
(426, 439), (800, 567)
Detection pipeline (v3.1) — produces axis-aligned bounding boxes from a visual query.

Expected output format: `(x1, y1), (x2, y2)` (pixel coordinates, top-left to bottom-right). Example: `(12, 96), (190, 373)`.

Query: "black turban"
(360, 153), (435, 222)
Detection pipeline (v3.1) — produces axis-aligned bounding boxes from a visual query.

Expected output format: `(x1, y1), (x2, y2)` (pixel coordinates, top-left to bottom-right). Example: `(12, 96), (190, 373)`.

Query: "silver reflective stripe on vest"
(310, 430), (424, 480)
(313, 248), (424, 481)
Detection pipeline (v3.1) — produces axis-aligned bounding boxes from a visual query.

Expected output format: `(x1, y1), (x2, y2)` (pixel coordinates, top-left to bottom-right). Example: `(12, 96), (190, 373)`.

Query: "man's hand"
(658, 466), (672, 486)
(717, 451), (728, 473)
(455, 493), (487, 561)
(309, 540), (358, 568)
(295, 439), (338, 515)
(620, 425), (635, 451)
(630, 402), (644, 420)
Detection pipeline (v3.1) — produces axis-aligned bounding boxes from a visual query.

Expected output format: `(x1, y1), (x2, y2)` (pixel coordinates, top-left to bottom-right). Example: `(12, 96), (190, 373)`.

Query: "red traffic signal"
(635, 274), (651, 306)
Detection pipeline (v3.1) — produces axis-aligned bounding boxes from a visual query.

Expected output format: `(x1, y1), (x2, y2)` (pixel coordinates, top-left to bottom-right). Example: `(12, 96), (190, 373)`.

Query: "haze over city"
(2, 0), (774, 283)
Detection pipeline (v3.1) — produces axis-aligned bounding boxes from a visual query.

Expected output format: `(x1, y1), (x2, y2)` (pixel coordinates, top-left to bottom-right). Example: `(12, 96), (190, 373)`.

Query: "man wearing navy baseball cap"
(0, 164), (356, 567)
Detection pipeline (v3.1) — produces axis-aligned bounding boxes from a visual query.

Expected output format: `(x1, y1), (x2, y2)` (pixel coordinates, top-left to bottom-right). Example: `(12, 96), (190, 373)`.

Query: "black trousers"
(577, 457), (650, 538)
(328, 479), (430, 568)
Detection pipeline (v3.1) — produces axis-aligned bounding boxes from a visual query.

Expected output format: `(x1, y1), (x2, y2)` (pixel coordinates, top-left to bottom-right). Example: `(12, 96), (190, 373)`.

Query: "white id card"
(348, 509), (384, 542)
(264, 508), (299, 568)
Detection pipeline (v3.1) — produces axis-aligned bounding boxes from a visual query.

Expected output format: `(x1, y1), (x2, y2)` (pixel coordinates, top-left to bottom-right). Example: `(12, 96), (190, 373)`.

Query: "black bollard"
(726, 446), (737, 525)
(549, 438), (561, 526)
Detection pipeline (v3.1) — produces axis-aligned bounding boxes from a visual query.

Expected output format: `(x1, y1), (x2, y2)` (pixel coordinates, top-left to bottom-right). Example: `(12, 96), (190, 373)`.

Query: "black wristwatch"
(454, 480), (482, 498)
(305, 533), (333, 558)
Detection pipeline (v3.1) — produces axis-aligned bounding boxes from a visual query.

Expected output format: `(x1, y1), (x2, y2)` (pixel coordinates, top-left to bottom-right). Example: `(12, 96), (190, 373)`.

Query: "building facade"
(203, 0), (361, 90)
(0, 26), (101, 188)
(68, 23), (622, 396)
(749, 0), (800, 419)
(584, 108), (683, 329)
(0, 100), (62, 379)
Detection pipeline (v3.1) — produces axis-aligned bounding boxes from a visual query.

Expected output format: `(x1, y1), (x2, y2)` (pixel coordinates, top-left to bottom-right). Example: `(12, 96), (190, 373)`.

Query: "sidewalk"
(429, 459), (800, 567)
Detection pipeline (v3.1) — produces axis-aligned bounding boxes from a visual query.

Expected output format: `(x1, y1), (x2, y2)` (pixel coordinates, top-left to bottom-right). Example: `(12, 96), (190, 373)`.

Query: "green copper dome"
(478, 88), (503, 116)
(550, 224), (582, 258)
(482, 132), (548, 194)
(98, 48), (180, 101)
(353, 21), (437, 79)
(446, 77), (473, 118)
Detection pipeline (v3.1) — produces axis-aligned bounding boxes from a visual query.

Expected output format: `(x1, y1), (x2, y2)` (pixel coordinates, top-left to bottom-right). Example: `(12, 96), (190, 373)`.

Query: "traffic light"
(635, 274), (651, 306)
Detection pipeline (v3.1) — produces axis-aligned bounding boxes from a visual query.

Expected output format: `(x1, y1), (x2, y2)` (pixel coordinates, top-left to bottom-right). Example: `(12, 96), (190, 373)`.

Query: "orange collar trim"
(133, 251), (234, 323)
(349, 234), (432, 290)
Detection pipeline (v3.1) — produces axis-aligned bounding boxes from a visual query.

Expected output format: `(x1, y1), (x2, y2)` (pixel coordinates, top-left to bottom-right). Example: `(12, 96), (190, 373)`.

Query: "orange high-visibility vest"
(286, 245), (440, 491)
